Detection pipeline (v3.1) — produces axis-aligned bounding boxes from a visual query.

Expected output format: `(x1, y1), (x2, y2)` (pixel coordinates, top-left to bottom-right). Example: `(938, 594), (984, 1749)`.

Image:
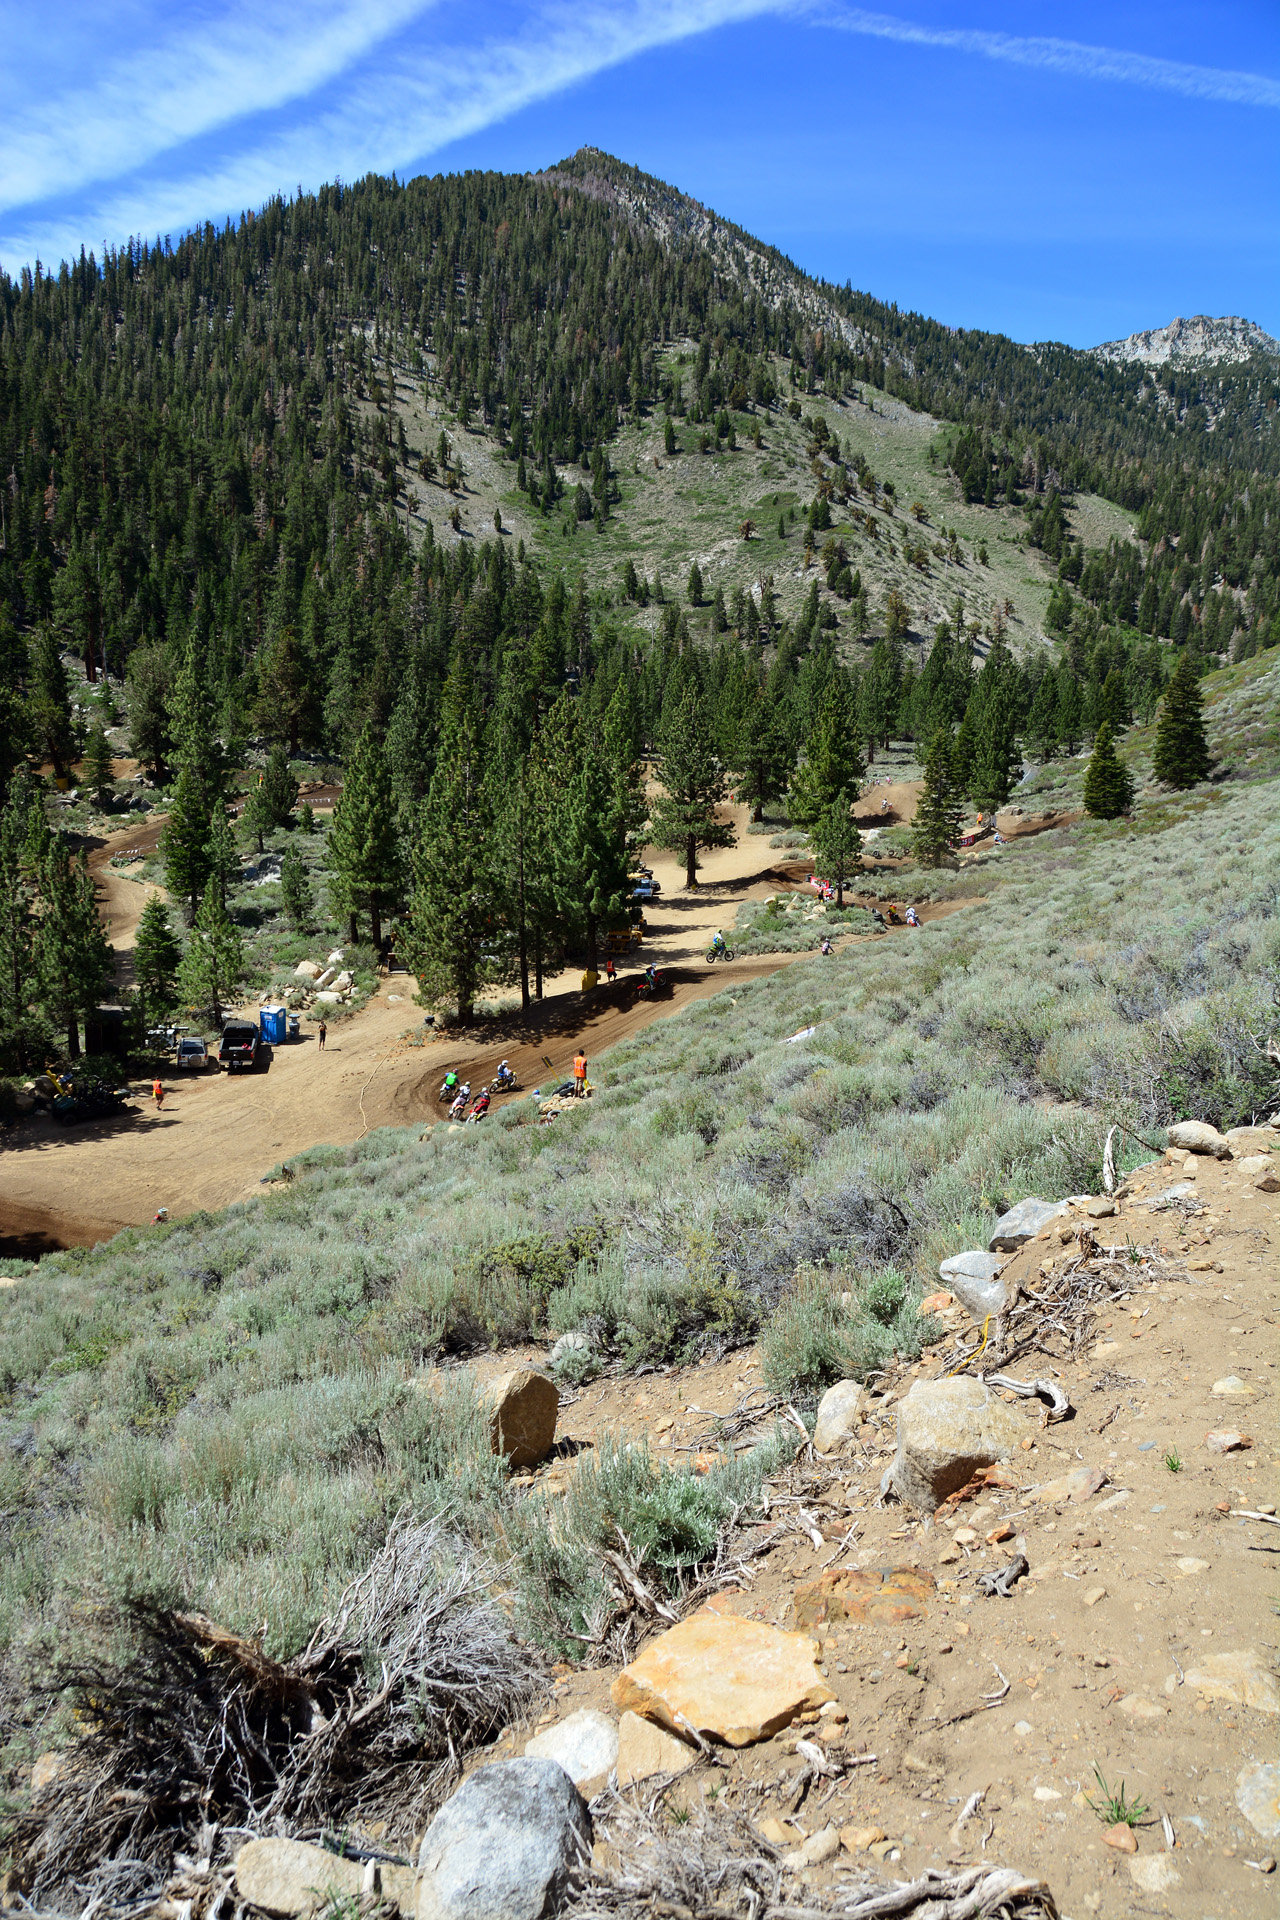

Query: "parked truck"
(219, 1019), (267, 1073)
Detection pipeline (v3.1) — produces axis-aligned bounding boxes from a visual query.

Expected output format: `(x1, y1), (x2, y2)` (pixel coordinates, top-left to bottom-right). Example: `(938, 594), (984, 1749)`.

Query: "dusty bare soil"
(476, 1144), (1280, 1918)
(2, 807), (974, 1256)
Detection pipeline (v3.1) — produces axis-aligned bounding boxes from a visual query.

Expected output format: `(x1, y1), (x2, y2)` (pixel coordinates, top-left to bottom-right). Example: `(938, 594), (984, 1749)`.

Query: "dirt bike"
(493, 1066), (518, 1093)
(439, 1076), (460, 1103)
(633, 969), (670, 1000)
(704, 944), (735, 964)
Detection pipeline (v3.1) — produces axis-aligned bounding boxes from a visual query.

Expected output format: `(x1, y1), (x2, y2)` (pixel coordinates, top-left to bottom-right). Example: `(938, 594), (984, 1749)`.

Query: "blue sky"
(1, 2), (1276, 347)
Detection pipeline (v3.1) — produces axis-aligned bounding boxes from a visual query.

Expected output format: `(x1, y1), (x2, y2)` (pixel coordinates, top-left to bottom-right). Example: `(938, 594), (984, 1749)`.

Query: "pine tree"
(788, 680), (865, 828)
(912, 727), (964, 866)
(1026, 671), (1060, 760)
(809, 793), (862, 906)
(205, 804), (239, 907)
(261, 744), (299, 829)
(133, 895), (181, 1018)
(177, 879), (245, 1025)
(402, 693), (509, 1022)
(1151, 651), (1211, 788)
(1056, 670), (1084, 755)
(735, 682), (793, 821)
(650, 684), (735, 888)
(969, 674), (1021, 813)
(161, 766), (214, 923)
(0, 775), (42, 1072)
(83, 723), (115, 803)
(27, 628), (77, 779)
(687, 562), (703, 607)
(279, 845), (314, 930)
(544, 697), (631, 973)
(327, 724), (403, 948)
(1082, 721), (1135, 819)
(35, 833), (114, 1058)
(125, 645), (174, 783)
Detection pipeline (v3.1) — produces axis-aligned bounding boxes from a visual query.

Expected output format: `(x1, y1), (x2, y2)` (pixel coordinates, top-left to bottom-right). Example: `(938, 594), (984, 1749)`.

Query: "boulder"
(888, 1377), (1028, 1512)
(313, 967), (337, 991)
(614, 1710), (697, 1787)
(938, 1252), (1007, 1321)
(487, 1368), (559, 1468)
(1236, 1153), (1280, 1191)
(1236, 1759), (1280, 1840)
(293, 960), (322, 980)
(327, 950), (345, 966)
(331, 970), (353, 992)
(417, 1758), (590, 1920)
(812, 1380), (865, 1454)
(524, 1709), (618, 1799)
(235, 1838), (364, 1915)
(313, 991), (343, 1005)
(1183, 1649), (1279, 1714)
(1166, 1120), (1231, 1159)
(611, 1613), (832, 1746)
(988, 1198), (1070, 1251)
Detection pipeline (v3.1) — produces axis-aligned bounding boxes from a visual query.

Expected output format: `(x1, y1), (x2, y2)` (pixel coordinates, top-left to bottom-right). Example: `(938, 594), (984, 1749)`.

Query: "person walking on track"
(318, 1021), (327, 1051)
(153, 1077), (165, 1110)
(573, 1050), (588, 1097)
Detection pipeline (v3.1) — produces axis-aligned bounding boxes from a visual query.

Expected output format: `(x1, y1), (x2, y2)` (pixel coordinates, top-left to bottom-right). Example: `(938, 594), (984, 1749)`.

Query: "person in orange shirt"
(573, 1051), (588, 1096)
(153, 1077), (165, 1109)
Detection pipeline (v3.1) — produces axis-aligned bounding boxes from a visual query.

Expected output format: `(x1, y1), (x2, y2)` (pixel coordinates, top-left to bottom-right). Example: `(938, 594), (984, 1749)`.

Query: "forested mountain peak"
(1092, 314), (1280, 369)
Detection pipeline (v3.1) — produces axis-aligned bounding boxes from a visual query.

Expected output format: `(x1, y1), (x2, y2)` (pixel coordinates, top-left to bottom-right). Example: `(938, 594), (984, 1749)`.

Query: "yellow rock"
(611, 1614), (832, 1746)
(614, 1710), (697, 1787)
(1184, 1649), (1280, 1714)
(840, 1826), (887, 1854)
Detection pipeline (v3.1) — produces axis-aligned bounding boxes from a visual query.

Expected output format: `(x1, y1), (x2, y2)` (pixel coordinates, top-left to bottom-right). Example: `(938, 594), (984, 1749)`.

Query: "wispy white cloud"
(808, 5), (1280, 109)
(1, 1), (1275, 273)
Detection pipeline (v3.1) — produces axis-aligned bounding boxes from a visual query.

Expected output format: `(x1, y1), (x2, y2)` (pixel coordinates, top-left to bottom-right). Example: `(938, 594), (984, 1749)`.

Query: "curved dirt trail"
(2, 807), (979, 1258)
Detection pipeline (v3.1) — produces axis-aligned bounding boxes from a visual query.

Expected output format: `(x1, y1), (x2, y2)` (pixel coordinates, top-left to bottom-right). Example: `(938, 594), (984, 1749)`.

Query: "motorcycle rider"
(440, 1069), (459, 1102)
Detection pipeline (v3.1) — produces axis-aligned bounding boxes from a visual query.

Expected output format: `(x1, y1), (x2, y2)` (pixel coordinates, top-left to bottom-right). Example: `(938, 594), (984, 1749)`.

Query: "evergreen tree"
(279, 844), (314, 930)
(912, 727), (964, 866)
(0, 776), (43, 1072)
(261, 744), (299, 829)
(968, 674), (1021, 813)
(35, 832), (114, 1058)
(177, 879), (246, 1025)
(205, 804), (239, 907)
(544, 697), (631, 973)
(1151, 651), (1211, 788)
(856, 638), (898, 761)
(1056, 669), (1084, 755)
(687, 561), (704, 607)
(27, 629), (77, 779)
(711, 585), (728, 632)
(789, 680), (865, 827)
(161, 766), (214, 923)
(1082, 721), (1135, 819)
(125, 645), (174, 783)
(735, 681), (793, 821)
(1026, 671), (1060, 760)
(809, 793), (861, 906)
(133, 895), (181, 1019)
(83, 723), (115, 804)
(327, 724), (403, 947)
(403, 693), (509, 1022)
(650, 684), (735, 888)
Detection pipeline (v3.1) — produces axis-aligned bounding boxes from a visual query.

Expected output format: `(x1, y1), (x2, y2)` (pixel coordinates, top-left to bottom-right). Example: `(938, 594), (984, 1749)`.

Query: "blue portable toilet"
(260, 1004), (287, 1045)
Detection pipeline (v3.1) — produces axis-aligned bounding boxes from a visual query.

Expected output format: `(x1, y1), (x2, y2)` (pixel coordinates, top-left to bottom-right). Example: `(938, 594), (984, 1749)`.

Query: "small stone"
(614, 1711), (696, 1787)
(813, 1379), (866, 1454)
(988, 1198), (1070, 1251)
(1033, 1465), (1106, 1506)
(1236, 1761), (1280, 1840)
(1128, 1856), (1180, 1892)
(1205, 1430), (1252, 1453)
(523, 1708), (618, 1798)
(1212, 1376), (1256, 1398)
(783, 1826), (841, 1868)
(1166, 1120), (1231, 1158)
(236, 1839), (364, 1915)
(1086, 1197), (1117, 1218)
(917, 1290), (955, 1316)
(986, 1521), (1015, 1544)
(416, 1758), (591, 1920)
(611, 1613), (832, 1746)
(1013, 1720), (1033, 1736)
(1118, 1694), (1164, 1721)
(1033, 1787), (1062, 1802)
(1174, 1557), (1210, 1578)
(1235, 1153), (1275, 1180)
(486, 1368), (559, 1468)
(1184, 1649), (1280, 1715)
(1083, 1587), (1108, 1608)
(1104, 1825), (1138, 1853)
(839, 1826), (887, 1854)
(938, 1252), (1007, 1320)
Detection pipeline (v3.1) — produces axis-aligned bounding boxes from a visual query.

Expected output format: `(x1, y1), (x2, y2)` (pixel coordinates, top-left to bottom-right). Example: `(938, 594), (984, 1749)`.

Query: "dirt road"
(1, 806), (974, 1259)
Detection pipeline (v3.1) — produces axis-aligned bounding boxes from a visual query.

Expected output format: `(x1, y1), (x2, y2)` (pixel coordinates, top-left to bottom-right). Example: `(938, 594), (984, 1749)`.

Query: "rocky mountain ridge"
(1093, 313), (1280, 369)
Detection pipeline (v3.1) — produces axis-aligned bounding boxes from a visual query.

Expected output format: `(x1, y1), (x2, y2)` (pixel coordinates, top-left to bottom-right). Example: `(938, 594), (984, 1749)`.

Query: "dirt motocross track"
(0, 792), (998, 1257)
